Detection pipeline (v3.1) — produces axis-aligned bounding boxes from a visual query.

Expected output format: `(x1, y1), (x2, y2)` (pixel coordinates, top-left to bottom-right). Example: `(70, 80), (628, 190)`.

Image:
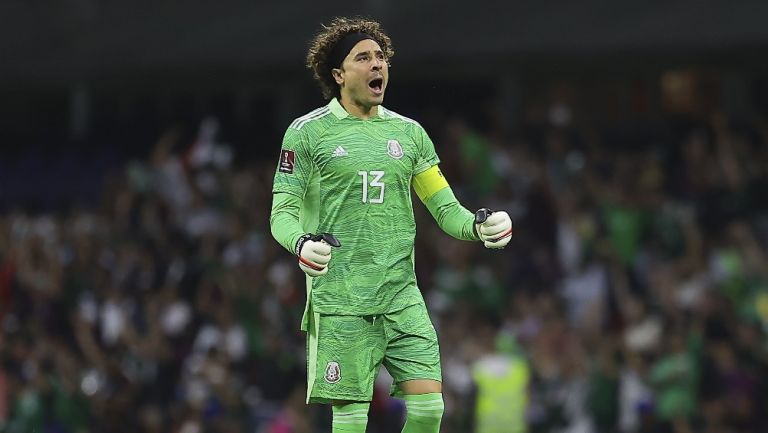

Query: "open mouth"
(368, 78), (384, 95)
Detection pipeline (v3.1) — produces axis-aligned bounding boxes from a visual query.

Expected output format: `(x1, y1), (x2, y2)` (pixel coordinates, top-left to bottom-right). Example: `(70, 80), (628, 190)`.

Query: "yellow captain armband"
(413, 165), (450, 202)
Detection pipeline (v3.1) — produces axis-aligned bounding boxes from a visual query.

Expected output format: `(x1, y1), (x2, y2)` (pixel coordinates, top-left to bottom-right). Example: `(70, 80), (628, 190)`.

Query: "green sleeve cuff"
(422, 187), (479, 241)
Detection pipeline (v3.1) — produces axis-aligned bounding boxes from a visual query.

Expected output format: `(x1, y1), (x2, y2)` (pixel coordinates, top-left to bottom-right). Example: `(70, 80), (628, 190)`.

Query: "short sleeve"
(272, 127), (313, 197)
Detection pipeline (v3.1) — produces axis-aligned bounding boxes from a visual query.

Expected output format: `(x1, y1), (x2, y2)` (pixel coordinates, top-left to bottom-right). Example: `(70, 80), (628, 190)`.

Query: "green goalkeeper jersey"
(272, 98), (439, 316)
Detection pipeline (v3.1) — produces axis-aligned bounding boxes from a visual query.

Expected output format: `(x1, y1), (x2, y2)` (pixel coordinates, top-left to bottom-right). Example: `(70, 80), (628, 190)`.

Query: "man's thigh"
(307, 311), (386, 404)
(382, 302), (442, 397)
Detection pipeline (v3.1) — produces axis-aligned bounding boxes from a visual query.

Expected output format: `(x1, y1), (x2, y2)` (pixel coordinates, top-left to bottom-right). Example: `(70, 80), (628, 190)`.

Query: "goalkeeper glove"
(475, 208), (513, 249)
(295, 233), (341, 277)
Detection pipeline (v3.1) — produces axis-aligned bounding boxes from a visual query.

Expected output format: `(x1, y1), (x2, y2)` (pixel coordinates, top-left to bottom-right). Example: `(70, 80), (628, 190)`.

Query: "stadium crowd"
(1, 102), (768, 433)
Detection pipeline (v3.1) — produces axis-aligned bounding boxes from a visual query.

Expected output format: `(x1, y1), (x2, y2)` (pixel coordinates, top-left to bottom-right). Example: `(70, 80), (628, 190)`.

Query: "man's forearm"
(270, 192), (306, 254)
(423, 187), (479, 241)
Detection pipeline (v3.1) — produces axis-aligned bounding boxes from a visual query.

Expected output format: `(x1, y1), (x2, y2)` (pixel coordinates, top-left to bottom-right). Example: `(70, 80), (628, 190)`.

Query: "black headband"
(329, 32), (375, 70)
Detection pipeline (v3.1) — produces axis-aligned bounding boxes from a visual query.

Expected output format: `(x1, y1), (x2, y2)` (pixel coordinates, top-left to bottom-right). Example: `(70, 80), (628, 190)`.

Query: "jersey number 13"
(358, 170), (385, 204)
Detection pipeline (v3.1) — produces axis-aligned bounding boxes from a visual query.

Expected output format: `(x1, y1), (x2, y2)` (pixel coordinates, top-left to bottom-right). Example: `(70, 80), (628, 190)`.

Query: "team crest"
(325, 361), (341, 384)
(387, 139), (404, 159)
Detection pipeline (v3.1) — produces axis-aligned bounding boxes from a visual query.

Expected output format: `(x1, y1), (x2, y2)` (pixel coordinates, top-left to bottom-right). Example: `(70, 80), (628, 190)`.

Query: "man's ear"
(331, 68), (344, 86)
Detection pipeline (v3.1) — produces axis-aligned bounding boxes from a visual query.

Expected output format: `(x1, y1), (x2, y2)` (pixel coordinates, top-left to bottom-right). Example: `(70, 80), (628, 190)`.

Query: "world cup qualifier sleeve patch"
(279, 149), (295, 174)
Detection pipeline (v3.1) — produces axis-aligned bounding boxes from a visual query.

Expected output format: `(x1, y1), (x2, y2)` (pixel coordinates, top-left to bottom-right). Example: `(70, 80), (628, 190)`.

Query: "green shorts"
(306, 302), (442, 404)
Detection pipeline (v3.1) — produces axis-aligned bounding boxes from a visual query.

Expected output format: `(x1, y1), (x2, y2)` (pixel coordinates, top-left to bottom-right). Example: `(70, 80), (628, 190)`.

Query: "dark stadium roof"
(1, 0), (767, 88)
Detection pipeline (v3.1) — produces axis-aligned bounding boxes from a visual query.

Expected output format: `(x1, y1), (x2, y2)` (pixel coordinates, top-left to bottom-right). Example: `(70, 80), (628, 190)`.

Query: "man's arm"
(410, 123), (512, 248)
(270, 126), (335, 276)
(413, 165), (479, 241)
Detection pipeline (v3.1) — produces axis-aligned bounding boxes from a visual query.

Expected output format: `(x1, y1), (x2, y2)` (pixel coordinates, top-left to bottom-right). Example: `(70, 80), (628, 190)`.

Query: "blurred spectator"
(471, 331), (529, 433)
(647, 326), (697, 432)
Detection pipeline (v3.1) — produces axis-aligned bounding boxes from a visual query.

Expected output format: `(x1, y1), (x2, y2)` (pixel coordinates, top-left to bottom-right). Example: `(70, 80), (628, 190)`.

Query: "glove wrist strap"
(295, 233), (313, 256)
(474, 208), (492, 240)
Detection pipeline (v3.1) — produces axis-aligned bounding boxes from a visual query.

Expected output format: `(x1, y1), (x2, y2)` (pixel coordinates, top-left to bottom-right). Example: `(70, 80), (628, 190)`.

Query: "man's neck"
(339, 96), (378, 119)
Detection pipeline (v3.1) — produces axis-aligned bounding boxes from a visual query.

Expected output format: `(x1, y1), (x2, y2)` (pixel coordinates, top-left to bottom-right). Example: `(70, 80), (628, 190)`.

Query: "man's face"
(333, 39), (389, 108)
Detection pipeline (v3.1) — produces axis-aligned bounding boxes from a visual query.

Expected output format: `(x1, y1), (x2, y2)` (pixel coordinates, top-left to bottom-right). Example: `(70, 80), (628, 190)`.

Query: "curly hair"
(306, 16), (395, 100)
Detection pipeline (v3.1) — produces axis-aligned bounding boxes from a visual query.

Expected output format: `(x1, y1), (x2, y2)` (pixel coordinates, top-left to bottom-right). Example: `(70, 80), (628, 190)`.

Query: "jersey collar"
(329, 98), (385, 120)
(329, 98), (349, 119)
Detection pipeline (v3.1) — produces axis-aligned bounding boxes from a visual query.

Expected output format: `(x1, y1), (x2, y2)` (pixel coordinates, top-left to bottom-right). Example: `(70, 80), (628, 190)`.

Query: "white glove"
(476, 209), (513, 249)
(296, 233), (340, 277)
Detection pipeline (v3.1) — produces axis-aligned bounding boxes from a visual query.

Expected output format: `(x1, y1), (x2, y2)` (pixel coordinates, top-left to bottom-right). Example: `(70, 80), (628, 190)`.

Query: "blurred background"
(2, 1), (768, 432)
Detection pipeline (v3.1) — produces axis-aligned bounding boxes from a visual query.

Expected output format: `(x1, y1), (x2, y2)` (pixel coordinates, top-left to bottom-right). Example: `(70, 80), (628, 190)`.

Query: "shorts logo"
(324, 361), (341, 384)
(387, 140), (404, 159)
(279, 149), (295, 173)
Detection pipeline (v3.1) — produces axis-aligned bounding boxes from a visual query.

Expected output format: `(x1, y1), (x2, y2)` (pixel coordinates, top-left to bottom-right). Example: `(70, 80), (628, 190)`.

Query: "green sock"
(402, 393), (444, 433)
(332, 402), (370, 433)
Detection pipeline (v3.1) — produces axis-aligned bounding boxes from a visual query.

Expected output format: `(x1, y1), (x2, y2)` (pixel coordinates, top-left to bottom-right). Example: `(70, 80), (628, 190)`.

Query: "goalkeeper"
(269, 16), (513, 433)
